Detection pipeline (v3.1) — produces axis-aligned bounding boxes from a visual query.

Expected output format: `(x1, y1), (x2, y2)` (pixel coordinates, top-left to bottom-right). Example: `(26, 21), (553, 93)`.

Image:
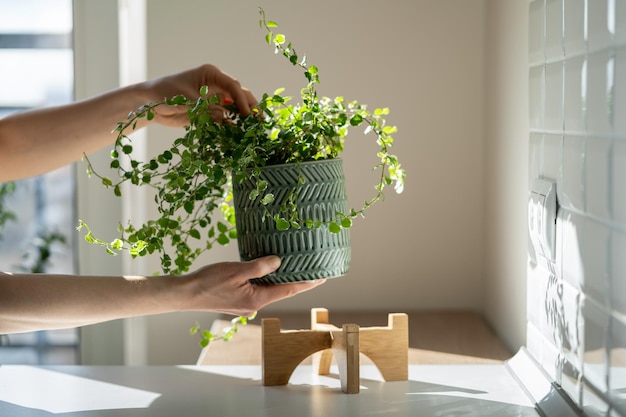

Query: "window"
(0, 0), (79, 365)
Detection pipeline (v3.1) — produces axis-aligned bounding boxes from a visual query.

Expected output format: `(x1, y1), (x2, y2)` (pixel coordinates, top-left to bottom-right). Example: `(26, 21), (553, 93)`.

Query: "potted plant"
(78, 8), (405, 343)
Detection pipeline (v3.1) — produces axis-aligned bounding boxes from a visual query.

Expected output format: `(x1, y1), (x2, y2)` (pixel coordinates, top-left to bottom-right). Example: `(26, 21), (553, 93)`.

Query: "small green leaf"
(276, 218), (290, 230)
(341, 217), (352, 228)
(349, 114), (363, 126)
(248, 189), (259, 201)
(217, 234), (230, 245)
(129, 240), (148, 257)
(261, 194), (274, 205)
(274, 33), (285, 45)
(110, 239), (123, 250)
(329, 222), (341, 234)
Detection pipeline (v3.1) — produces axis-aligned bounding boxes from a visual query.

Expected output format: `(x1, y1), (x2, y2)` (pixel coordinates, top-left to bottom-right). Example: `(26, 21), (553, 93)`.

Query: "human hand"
(143, 64), (258, 127)
(181, 256), (325, 317)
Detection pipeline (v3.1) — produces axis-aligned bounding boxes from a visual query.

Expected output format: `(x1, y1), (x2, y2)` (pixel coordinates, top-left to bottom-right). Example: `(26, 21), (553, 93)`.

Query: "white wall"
(526, 1), (626, 414)
(482, 1), (529, 352)
(138, 0), (487, 363)
(74, 1), (540, 365)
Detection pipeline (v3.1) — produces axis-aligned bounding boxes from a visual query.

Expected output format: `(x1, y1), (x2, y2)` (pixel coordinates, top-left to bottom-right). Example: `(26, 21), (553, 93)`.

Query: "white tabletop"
(0, 363), (539, 416)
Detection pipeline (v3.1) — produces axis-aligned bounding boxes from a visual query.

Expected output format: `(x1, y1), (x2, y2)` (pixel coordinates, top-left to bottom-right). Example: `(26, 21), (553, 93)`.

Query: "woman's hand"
(181, 256), (325, 317)
(143, 64), (259, 127)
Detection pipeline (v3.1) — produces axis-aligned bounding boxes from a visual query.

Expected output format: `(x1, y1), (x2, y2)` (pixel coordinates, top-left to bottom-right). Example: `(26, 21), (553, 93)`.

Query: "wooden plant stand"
(262, 308), (409, 394)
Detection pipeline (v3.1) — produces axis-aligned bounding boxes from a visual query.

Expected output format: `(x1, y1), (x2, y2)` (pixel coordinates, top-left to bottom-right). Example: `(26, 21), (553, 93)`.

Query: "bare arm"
(0, 65), (325, 335)
(0, 256), (324, 334)
(0, 64), (257, 182)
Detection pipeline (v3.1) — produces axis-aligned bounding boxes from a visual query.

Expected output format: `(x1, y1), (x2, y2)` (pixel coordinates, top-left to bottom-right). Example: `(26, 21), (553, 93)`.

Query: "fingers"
(244, 255), (282, 281)
(253, 279), (326, 306)
(220, 279), (326, 317)
(219, 87), (257, 117)
(182, 256), (327, 317)
(209, 67), (257, 117)
(147, 64), (258, 126)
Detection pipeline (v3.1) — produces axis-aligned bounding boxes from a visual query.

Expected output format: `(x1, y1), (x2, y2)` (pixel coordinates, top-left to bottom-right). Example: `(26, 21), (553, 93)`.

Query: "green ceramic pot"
(233, 158), (351, 284)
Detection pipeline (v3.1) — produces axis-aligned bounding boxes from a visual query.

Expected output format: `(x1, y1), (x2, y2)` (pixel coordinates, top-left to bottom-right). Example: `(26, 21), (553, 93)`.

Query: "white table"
(0, 362), (540, 416)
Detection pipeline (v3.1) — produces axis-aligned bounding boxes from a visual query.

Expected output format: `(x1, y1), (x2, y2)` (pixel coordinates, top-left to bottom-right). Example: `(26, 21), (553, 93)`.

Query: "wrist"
(160, 273), (199, 313)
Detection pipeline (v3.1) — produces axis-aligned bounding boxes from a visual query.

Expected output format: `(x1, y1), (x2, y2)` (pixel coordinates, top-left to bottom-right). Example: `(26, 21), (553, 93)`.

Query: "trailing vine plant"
(79, 8), (405, 346)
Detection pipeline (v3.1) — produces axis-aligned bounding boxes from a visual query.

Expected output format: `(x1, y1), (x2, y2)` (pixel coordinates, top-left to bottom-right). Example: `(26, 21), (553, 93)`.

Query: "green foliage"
(0, 182), (16, 239)
(79, 8), (406, 345)
(0, 181), (67, 273)
(190, 313), (256, 347)
(20, 231), (67, 273)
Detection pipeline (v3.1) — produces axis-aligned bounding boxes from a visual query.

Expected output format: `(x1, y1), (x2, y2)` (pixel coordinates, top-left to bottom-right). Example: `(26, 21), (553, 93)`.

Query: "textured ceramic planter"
(233, 158), (351, 284)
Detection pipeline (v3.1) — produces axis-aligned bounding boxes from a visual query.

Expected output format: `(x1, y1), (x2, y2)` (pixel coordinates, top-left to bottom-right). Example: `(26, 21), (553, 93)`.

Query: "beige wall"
(76, 1), (531, 364)
(482, 1), (529, 352)
(139, 0), (488, 363)
(146, 0), (486, 306)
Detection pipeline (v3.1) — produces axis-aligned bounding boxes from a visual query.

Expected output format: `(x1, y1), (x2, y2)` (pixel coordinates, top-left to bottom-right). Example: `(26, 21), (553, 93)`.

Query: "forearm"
(0, 84), (154, 182)
(0, 257), (324, 335)
(0, 271), (188, 334)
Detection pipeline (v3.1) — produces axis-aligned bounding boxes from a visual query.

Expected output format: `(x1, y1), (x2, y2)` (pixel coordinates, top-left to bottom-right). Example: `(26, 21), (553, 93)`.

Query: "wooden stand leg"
(311, 308), (334, 375)
(331, 324), (360, 394)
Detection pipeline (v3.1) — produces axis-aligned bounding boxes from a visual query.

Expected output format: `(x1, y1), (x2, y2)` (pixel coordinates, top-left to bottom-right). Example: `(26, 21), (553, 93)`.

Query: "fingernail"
(223, 97), (234, 105)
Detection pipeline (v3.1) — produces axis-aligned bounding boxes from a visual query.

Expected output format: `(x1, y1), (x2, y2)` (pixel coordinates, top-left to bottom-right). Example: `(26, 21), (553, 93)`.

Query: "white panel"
(529, 65), (545, 129)
(562, 135), (586, 210)
(546, 0), (564, 60)
(529, 0), (545, 65)
(583, 218), (611, 305)
(614, 46), (626, 134)
(586, 50), (612, 134)
(588, 0), (611, 52)
(564, 0), (586, 56)
(586, 137), (612, 219)
(563, 56), (586, 132)
(613, 141), (626, 226)
(544, 61), (564, 131)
